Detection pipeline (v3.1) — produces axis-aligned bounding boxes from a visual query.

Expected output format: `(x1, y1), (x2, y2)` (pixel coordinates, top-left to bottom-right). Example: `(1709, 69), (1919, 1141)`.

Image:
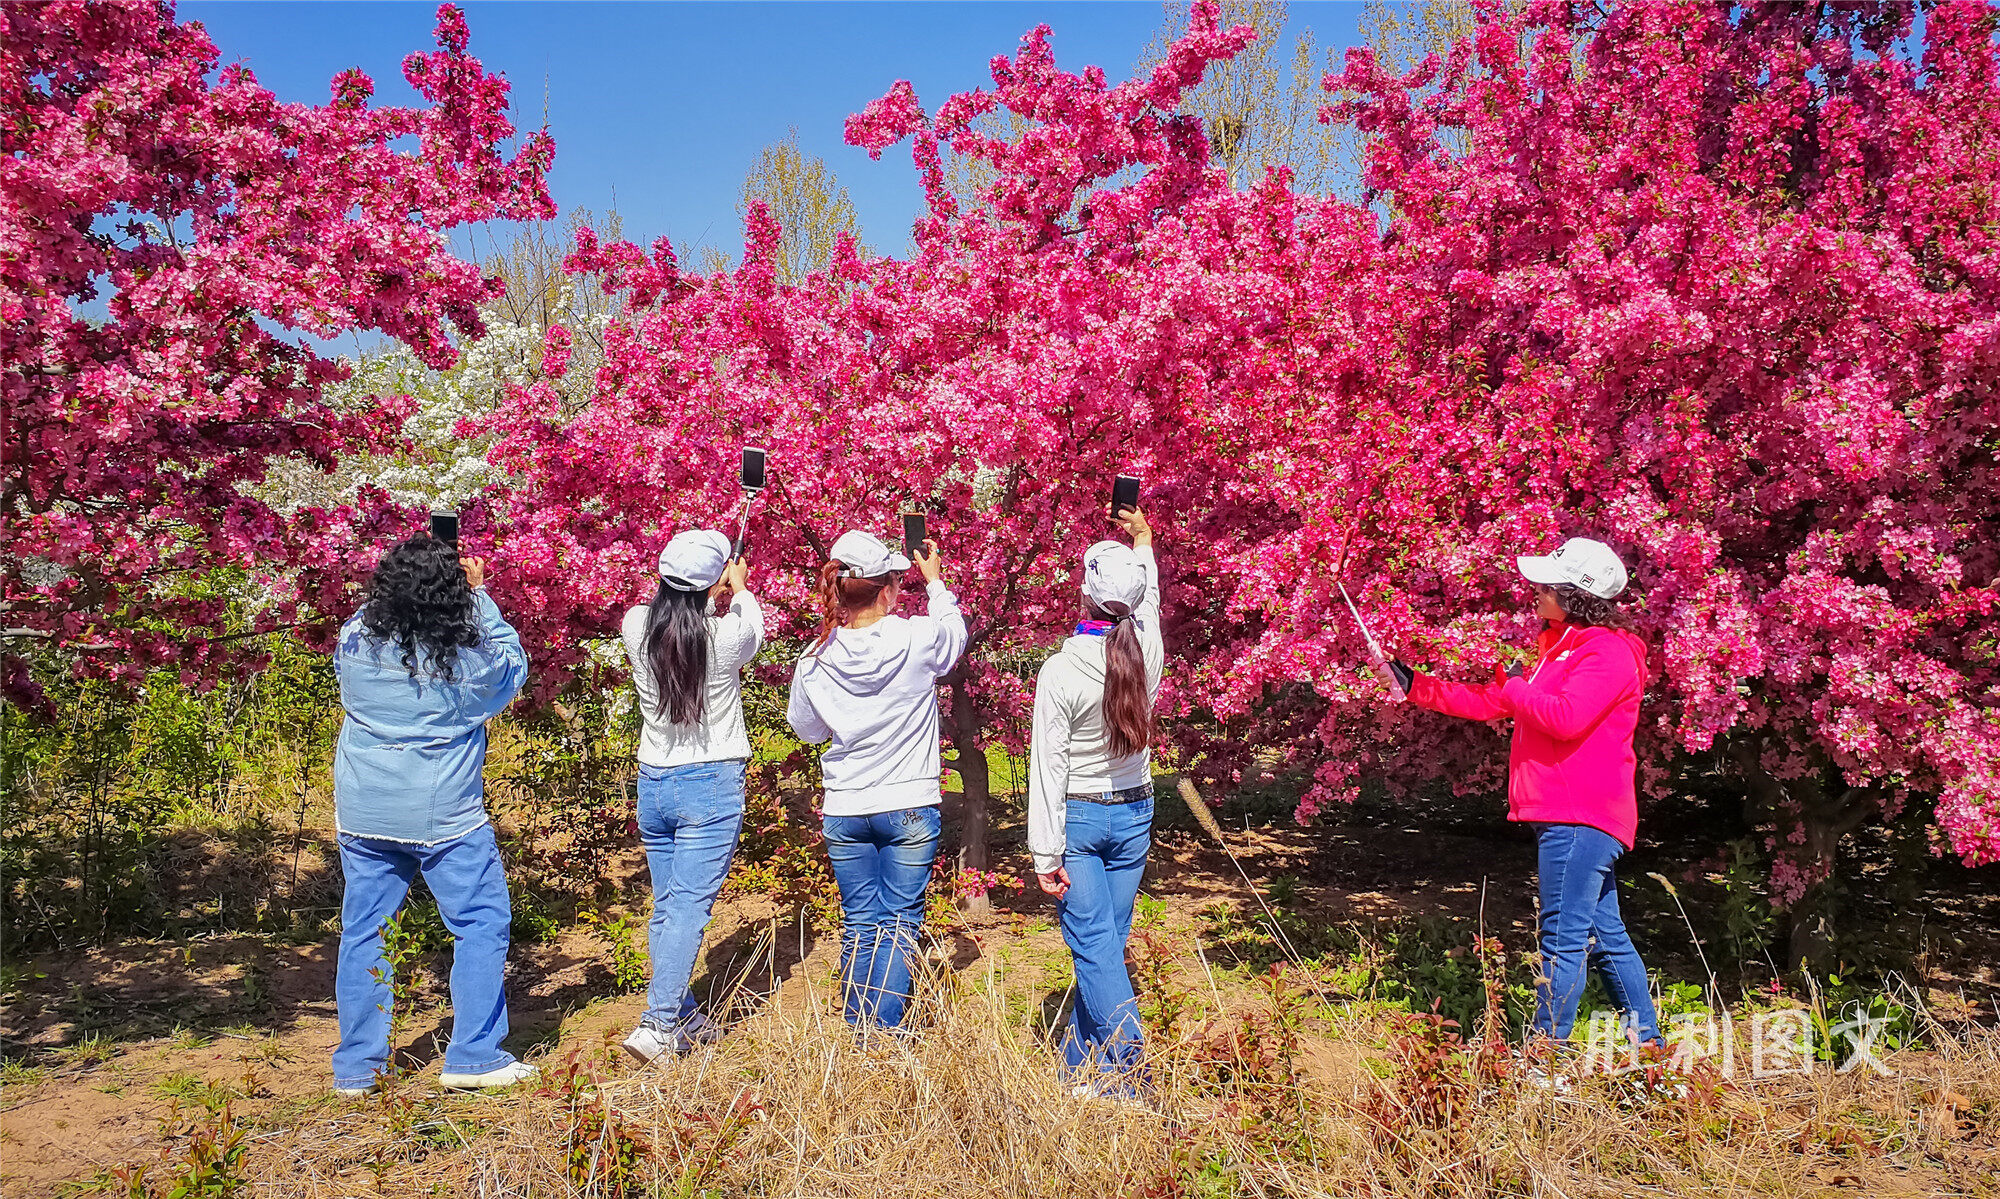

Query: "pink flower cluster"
(2, 2), (554, 693)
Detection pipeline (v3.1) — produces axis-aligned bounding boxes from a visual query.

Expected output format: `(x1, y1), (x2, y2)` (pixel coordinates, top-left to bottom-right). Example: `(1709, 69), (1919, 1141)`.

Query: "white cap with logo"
(1082, 540), (1148, 614)
(1517, 537), (1628, 600)
(828, 529), (912, 579)
(657, 529), (732, 591)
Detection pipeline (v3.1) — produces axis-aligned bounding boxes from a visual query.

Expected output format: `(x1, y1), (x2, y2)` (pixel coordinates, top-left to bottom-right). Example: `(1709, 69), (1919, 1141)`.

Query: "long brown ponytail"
(1093, 603), (1152, 758)
(809, 560), (894, 653)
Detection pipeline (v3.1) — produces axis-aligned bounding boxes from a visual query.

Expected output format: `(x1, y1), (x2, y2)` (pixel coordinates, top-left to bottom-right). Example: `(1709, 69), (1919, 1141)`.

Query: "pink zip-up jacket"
(1407, 623), (1648, 848)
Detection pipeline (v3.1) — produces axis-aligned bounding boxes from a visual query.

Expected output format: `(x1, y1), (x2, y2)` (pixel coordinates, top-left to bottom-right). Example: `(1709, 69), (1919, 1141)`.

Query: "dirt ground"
(2, 812), (1995, 1196)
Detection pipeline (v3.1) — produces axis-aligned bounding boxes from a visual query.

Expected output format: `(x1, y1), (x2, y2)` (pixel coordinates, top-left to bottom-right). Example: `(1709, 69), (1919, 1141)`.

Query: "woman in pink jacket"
(1389, 537), (1660, 1050)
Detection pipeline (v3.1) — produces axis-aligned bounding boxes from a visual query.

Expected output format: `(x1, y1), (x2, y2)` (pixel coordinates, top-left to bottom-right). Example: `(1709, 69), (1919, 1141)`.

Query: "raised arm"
(1406, 669), (1511, 722)
(910, 540), (967, 678)
(1116, 507), (1164, 692)
(462, 586), (530, 721)
(718, 589), (766, 669)
(1499, 639), (1639, 741)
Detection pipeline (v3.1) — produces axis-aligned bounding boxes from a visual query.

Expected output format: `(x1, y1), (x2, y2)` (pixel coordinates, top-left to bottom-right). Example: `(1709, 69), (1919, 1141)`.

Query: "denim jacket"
(333, 588), (529, 845)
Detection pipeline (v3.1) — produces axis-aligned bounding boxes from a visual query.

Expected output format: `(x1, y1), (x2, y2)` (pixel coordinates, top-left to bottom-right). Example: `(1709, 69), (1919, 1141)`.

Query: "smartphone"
(902, 512), (927, 560)
(1111, 475), (1141, 515)
(429, 511), (459, 546)
(741, 445), (767, 491)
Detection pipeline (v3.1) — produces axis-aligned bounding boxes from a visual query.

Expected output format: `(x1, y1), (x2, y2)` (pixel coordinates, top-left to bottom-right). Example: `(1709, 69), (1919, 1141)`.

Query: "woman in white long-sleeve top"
(617, 530), (765, 1064)
(786, 529), (967, 1033)
(1030, 506), (1162, 1089)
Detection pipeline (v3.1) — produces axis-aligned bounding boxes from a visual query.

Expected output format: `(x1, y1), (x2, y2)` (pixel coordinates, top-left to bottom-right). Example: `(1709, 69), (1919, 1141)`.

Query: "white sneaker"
(332, 1083), (375, 1099)
(624, 1013), (726, 1065)
(622, 1024), (677, 1065)
(677, 1010), (724, 1051)
(440, 1060), (538, 1090)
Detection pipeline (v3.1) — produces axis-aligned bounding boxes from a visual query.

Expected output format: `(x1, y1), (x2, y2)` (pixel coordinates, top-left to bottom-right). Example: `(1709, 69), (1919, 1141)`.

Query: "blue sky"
(180, 2), (1368, 264)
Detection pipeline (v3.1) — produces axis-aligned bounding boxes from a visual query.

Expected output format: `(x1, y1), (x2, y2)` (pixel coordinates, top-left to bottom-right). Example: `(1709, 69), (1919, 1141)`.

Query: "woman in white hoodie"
(1030, 506), (1161, 1086)
(787, 529), (967, 1032)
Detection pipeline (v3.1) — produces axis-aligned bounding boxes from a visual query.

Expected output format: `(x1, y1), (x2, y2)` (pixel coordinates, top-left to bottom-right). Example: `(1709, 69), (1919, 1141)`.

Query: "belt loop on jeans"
(1066, 785), (1151, 806)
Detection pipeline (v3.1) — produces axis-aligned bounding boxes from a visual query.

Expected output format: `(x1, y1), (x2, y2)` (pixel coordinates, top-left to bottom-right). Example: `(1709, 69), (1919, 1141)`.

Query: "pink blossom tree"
(1195, 0), (2000, 966)
(0, 1), (554, 704)
(470, 7), (1264, 896)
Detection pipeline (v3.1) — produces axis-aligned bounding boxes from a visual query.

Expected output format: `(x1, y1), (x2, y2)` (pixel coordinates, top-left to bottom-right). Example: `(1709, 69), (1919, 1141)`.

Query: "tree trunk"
(1733, 742), (1875, 974)
(946, 676), (991, 916)
(1785, 786), (1874, 973)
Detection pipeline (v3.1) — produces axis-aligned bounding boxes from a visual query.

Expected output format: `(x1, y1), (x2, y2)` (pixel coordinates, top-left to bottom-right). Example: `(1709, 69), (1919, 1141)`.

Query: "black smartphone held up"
(1111, 474), (1142, 516)
(430, 510), (459, 546)
(741, 445), (767, 491)
(902, 512), (927, 560)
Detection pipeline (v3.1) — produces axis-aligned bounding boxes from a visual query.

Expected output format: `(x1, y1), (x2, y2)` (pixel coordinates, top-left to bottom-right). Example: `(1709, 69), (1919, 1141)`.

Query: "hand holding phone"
(902, 512), (927, 560)
(430, 511), (459, 546)
(912, 538), (942, 584)
(1112, 505), (1152, 547)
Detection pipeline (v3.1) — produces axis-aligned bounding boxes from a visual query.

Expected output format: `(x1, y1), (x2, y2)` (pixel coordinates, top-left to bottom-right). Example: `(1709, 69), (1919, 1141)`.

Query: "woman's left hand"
(1037, 867), (1070, 898)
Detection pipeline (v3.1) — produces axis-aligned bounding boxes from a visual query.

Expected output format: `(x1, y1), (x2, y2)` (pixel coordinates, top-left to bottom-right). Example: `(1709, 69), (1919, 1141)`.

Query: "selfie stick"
(1338, 581), (1406, 703)
(733, 487), (761, 559)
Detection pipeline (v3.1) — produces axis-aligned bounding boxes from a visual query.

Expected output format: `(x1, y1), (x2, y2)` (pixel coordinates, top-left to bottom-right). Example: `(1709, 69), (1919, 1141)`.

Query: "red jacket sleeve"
(1408, 669), (1512, 722)
(1500, 639), (1638, 741)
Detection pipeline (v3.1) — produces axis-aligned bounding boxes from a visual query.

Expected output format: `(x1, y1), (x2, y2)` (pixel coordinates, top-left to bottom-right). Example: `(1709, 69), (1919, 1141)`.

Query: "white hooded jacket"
(1027, 544), (1163, 873)
(786, 580), (968, 816)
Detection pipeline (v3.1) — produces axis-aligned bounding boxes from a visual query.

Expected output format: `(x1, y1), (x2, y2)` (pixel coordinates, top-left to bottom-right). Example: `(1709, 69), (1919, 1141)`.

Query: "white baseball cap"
(1517, 537), (1628, 600)
(828, 529), (911, 579)
(657, 529), (732, 590)
(1082, 540), (1148, 613)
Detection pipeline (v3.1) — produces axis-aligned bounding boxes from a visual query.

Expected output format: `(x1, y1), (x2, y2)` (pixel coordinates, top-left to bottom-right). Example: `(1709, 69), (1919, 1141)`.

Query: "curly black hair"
(361, 535), (483, 681)
(1549, 582), (1631, 629)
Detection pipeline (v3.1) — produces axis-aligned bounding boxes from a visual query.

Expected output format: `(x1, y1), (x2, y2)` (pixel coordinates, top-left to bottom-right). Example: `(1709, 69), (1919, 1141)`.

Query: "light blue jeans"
(1534, 822), (1661, 1045)
(333, 824), (514, 1090)
(635, 759), (748, 1032)
(822, 805), (941, 1029)
(1058, 795), (1153, 1076)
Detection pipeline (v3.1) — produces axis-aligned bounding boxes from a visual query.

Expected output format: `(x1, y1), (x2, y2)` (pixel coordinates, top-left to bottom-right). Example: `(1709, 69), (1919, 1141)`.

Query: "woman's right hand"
(723, 556), (750, 594)
(1113, 505), (1153, 547)
(913, 538), (943, 583)
(462, 556), (487, 590)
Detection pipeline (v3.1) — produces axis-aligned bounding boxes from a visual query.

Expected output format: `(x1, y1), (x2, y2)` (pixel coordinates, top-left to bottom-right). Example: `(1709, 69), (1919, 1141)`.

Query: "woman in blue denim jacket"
(330, 536), (530, 1096)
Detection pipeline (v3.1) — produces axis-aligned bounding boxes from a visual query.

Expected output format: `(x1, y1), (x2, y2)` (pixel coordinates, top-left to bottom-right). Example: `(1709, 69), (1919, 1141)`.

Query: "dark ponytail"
(1091, 602), (1152, 758)
(643, 580), (712, 725)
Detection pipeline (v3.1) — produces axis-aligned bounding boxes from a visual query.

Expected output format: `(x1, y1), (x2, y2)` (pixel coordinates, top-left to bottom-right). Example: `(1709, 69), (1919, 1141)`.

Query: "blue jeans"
(822, 805), (941, 1029)
(636, 759), (747, 1031)
(1058, 796), (1153, 1076)
(333, 824), (515, 1089)
(1534, 822), (1661, 1045)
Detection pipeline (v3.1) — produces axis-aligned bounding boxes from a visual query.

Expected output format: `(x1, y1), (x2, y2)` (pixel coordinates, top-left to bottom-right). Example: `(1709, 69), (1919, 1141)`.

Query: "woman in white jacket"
(618, 530), (764, 1064)
(1030, 506), (1162, 1087)
(787, 530), (966, 1033)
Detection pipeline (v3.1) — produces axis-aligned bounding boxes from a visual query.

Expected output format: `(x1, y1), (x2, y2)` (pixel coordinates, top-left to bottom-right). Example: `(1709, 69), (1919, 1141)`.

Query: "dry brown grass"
(197, 949), (2000, 1199)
